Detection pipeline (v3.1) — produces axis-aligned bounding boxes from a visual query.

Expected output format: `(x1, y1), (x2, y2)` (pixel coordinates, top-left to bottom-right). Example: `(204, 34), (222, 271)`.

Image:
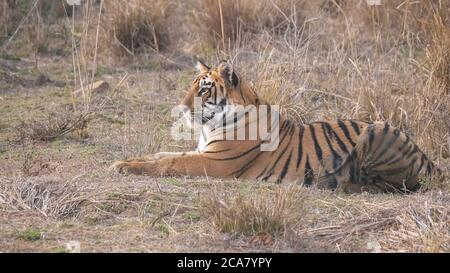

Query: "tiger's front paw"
(109, 161), (145, 175)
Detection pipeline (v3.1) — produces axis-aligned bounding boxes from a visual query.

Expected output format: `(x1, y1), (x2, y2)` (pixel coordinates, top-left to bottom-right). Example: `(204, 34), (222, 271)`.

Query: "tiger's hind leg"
(321, 122), (439, 193)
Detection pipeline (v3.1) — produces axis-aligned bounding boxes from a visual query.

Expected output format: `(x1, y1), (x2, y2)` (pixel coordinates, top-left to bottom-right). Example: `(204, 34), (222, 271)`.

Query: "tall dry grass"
(193, 0), (311, 49)
(0, 0), (68, 48)
(103, 0), (175, 56)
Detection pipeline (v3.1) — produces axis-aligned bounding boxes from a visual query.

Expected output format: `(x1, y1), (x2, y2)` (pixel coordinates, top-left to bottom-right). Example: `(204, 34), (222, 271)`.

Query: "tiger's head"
(180, 60), (261, 127)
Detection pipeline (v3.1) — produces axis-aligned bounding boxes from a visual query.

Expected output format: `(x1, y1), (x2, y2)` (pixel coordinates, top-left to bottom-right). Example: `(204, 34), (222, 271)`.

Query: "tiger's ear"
(217, 60), (239, 88)
(195, 59), (210, 73)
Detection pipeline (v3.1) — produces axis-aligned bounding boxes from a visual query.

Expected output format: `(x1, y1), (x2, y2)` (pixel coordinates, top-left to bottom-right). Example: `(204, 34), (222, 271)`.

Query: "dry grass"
(103, 0), (175, 56)
(0, 177), (88, 219)
(301, 192), (449, 253)
(383, 195), (449, 253)
(194, 0), (310, 49)
(203, 183), (308, 237)
(0, 0), (68, 49)
(13, 111), (93, 142)
(424, 6), (450, 94)
(0, 1), (17, 43)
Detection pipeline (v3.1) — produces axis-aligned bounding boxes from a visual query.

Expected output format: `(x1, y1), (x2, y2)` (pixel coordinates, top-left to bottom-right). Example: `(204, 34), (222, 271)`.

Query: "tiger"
(110, 60), (442, 193)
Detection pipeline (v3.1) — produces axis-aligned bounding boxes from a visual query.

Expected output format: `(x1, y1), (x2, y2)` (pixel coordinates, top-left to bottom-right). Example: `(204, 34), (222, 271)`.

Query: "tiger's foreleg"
(110, 152), (233, 178)
(123, 152), (190, 162)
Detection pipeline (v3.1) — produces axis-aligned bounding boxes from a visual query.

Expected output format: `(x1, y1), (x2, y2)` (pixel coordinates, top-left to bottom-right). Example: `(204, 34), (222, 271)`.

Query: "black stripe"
(206, 143), (261, 161)
(369, 127), (401, 166)
(367, 124), (375, 151)
(349, 161), (357, 183)
(309, 124), (323, 162)
(405, 145), (418, 159)
(278, 149), (293, 182)
(426, 162), (433, 176)
(402, 144), (414, 157)
(382, 123), (390, 136)
(322, 123), (343, 169)
(255, 126), (291, 180)
(260, 129), (295, 181)
(287, 121), (295, 135)
(417, 154), (426, 174)
(297, 127), (304, 169)
(239, 87), (246, 103)
(256, 165), (270, 180)
(222, 112), (227, 128)
(393, 127), (400, 136)
(232, 151), (264, 178)
(347, 151), (359, 184)
(271, 122), (292, 151)
(260, 171), (274, 181)
(338, 120), (356, 146)
(324, 170), (338, 189)
(303, 157), (314, 186)
(203, 148), (232, 153)
(204, 139), (227, 149)
(350, 120), (361, 135)
(372, 153), (402, 168)
(373, 123), (390, 153)
(328, 125), (349, 154)
(377, 157), (418, 176)
(395, 131), (410, 153)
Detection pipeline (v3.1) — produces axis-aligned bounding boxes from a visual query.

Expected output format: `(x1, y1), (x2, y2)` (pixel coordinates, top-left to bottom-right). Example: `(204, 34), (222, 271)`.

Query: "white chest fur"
(197, 128), (208, 152)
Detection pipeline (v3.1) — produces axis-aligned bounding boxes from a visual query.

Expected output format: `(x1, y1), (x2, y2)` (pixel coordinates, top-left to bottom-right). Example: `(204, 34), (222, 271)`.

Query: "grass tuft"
(14, 111), (93, 142)
(0, 177), (88, 219)
(16, 228), (41, 241)
(202, 183), (308, 237)
(104, 0), (174, 56)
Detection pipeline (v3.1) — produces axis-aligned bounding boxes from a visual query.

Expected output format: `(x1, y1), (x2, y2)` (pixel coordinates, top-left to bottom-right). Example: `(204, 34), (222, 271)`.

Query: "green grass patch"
(16, 228), (42, 241)
(183, 211), (200, 222)
(161, 178), (183, 187)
